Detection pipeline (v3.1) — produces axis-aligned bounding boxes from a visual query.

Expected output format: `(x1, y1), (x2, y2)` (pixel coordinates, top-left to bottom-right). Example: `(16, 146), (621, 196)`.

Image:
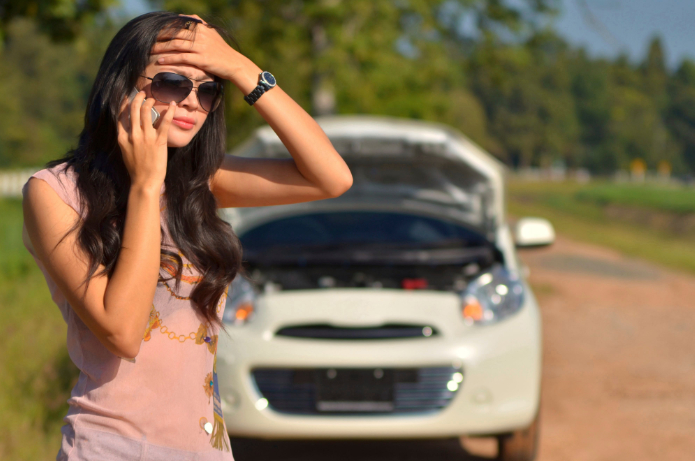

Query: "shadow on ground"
(230, 437), (494, 461)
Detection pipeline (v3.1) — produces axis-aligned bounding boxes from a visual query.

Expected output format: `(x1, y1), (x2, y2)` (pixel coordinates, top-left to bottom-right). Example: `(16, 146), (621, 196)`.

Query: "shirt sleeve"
(22, 165), (82, 216)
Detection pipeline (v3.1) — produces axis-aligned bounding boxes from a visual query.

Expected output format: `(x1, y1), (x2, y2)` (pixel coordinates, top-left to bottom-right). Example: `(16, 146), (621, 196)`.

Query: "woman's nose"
(179, 88), (200, 111)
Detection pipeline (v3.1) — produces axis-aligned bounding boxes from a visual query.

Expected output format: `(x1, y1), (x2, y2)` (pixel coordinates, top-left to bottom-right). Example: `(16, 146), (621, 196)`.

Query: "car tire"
(495, 410), (540, 461)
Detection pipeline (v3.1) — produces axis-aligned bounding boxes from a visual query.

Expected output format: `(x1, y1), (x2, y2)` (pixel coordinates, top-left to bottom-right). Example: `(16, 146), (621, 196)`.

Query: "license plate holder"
(315, 368), (394, 413)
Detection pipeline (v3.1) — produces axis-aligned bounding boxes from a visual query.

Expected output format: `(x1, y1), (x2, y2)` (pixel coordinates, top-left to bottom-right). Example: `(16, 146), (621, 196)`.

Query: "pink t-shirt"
(22, 164), (234, 461)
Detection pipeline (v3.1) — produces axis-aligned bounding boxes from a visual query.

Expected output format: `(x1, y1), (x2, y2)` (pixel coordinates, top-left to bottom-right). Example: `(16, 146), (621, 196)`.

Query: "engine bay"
(243, 252), (501, 293)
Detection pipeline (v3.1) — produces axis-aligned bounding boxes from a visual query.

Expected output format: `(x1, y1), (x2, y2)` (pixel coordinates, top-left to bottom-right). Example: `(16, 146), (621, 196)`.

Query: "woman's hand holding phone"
(128, 87), (160, 125)
(117, 90), (176, 192)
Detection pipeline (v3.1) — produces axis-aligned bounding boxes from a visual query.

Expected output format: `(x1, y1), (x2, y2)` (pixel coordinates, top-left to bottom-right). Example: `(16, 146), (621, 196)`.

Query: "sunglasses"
(140, 72), (224, 113)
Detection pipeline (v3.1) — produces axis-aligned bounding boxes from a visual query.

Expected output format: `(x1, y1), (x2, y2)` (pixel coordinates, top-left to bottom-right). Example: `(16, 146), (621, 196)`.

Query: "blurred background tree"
(2, 0), (695, 176)
(0, 0), (116, 41)
(156, 0), (559, 150)
(0, 17), (118, 167)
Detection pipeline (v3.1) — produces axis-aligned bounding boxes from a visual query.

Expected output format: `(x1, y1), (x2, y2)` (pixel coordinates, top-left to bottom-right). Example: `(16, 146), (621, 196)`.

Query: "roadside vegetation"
(0, 198), (76, 461)
(574, 183), (695, 214)
(508, 179), (695, 273)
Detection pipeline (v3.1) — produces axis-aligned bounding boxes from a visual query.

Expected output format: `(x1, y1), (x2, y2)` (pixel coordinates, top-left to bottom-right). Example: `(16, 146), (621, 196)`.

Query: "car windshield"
(240, 211), (487, 254)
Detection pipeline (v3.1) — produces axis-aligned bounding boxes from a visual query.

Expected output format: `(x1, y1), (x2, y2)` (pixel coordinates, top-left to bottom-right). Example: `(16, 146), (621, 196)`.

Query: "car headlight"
(460, 264), (524, 325)
(223, 274), (257, 326)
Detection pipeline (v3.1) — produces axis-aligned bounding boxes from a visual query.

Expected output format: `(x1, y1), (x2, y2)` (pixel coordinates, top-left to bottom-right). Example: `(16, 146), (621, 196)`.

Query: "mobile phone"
(127, 87), (160, 125)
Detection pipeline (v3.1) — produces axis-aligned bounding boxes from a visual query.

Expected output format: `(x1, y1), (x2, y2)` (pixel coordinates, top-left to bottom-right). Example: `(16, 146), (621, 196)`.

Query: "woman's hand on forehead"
(151, 13), (247, 83)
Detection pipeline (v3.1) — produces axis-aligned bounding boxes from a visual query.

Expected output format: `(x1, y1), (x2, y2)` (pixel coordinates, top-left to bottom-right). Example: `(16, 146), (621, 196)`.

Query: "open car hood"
(224, 116), (507, 240)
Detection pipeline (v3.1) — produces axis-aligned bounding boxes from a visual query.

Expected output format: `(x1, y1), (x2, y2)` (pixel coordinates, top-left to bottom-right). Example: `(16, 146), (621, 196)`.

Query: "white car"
(217, 116), (554, 461)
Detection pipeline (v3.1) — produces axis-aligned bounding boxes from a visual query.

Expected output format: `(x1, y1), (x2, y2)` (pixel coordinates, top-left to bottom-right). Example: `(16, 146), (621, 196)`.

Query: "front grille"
(252, 366), (462, 415)
(275, 324), (438, 340)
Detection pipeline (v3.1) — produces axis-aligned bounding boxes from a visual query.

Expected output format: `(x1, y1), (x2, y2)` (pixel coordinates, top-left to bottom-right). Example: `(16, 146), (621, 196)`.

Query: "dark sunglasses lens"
(151, 73), (192, 103)
(198, 83), (222, 112)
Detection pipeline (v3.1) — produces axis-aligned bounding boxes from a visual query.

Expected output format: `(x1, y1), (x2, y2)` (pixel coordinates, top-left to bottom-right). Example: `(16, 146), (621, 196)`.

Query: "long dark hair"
(47, 11), (243, 327)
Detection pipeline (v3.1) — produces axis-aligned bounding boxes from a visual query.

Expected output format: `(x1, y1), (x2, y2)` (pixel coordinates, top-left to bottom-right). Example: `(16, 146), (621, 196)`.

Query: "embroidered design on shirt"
(161, 258), (202, 285)
(143, 264), (228, 344)
(158, 253), (205, 300)
(203, 372), (214, 403)
(152, 319), (206, 344)
(195, 324), (218, 354)
(143, 306), (162, 341)
(159, 323), (198, 342)
(216, 286), (229, 314)
(161, 280), (191, 300)
(207, 336), (218, 354)
(200, 416), (213, 435)
(209, 354), (230, 452)
(195, 324), (208, 344)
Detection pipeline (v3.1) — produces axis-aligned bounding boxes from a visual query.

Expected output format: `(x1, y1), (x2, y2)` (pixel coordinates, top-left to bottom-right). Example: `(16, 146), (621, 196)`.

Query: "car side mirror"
(515, 217), (555, 248)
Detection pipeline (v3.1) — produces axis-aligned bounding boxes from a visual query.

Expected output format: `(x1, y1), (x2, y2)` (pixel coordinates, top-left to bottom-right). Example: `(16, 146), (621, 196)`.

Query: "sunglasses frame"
(139, 72), (224, 113)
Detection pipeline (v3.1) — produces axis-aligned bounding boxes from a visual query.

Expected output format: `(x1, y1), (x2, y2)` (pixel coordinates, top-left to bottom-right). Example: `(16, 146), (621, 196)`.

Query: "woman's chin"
(167, 134), (196, 148)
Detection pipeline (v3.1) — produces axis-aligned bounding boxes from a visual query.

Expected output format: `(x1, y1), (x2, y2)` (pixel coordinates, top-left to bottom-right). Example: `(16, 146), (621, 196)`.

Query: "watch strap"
(244, 82), (271, 106)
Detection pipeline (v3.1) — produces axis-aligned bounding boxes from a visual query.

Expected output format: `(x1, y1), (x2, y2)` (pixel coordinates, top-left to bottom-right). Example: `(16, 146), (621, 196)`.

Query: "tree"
(605, 52), (680, 173)
(4, 0), (693, 174)
(641, 36), (668, 109)
(0, 0), (116, 42)
(570, 50), (612, 172)
(155, 0), (558, 149)
(667, 59), (695, 173)
(0, 17), (119, 167)
(468, 30), (579, 167)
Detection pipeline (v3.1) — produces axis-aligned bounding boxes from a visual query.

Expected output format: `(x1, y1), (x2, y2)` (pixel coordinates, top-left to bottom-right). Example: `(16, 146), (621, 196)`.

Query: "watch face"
(262, 71), (276, 87)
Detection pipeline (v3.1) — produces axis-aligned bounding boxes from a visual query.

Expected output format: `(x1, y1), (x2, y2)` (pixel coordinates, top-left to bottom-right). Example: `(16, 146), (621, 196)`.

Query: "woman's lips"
(172, 117), (195, 130)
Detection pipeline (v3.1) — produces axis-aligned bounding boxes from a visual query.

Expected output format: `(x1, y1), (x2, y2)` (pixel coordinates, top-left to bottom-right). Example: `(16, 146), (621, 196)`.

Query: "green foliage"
(575, 183), (695, 214)
(641, 36), (668, 105)
(667, 59), (695, 173)
(0, 17), (119, 167)
(469, 31), (580, 165)
(158, 0), (557, 152)
(510, 179), (695, 216)
(507, 180), (695, 274)
(2, 1), (695, 173)
(0, 0), (116, 42)
(0, 198), (78, 460)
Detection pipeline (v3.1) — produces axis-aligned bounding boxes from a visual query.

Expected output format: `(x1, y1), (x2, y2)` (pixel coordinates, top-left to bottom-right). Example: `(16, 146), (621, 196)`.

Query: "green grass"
(0, 198), (77, 461)
(507, 180), (695, 274)
(574, 182), (695, 214)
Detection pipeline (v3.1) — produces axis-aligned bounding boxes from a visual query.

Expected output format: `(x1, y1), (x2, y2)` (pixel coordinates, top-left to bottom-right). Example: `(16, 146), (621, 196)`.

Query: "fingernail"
(157, 58), (164, 63)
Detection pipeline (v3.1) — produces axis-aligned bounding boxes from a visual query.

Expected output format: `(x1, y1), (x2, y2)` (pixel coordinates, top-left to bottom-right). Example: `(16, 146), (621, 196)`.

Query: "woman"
(21, 11), (352, 461)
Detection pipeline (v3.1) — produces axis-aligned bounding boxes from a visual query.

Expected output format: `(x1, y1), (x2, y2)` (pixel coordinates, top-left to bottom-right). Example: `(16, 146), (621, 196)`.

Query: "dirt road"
(520, 236), (695, 461)
(230, 236), (695, 461)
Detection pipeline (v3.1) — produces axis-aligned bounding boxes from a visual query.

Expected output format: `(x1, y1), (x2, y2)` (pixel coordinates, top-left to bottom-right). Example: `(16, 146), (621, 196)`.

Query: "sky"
(556, 0), (695, 69)
(121, 0), (695, 69)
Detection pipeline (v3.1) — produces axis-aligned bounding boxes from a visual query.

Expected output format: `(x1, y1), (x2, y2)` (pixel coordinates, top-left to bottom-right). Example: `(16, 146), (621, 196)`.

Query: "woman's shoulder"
(23, 162), (81, 215)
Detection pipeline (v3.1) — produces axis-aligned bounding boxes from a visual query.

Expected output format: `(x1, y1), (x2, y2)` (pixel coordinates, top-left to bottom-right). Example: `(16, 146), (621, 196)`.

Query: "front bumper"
(217, 287), (541, 439)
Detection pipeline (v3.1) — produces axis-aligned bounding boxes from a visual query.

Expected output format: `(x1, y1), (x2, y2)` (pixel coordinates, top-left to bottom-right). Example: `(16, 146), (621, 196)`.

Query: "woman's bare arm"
(22, 93), (176, 359)
(151, 16), (353, 209)
(208, 79), (352, 208)
(23, 180), (162, 359)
